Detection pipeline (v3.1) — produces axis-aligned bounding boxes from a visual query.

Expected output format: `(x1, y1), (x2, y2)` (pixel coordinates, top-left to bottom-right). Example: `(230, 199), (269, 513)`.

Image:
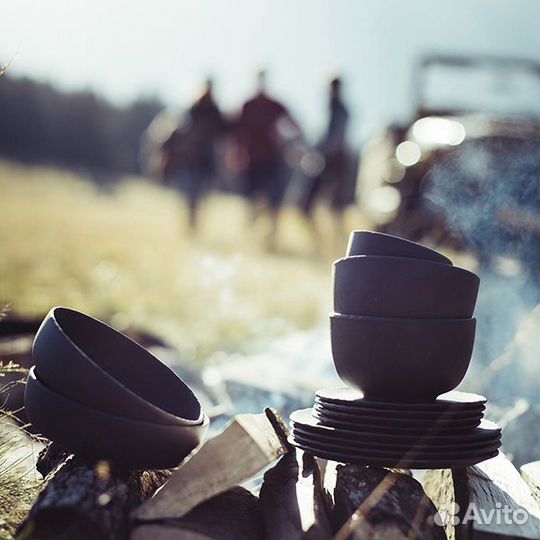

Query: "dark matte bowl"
(333, 256), (480, 318)
(346, 230), (452, 265)
(330, 313), (476, 402)
(33, 307), (204, 426)
(25, 367), (208, 469)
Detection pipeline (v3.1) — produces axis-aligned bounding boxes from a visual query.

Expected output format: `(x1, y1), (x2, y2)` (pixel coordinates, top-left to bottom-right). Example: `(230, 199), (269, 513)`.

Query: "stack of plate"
(289, 387), (501, 468)
(287, 228), (502, 469)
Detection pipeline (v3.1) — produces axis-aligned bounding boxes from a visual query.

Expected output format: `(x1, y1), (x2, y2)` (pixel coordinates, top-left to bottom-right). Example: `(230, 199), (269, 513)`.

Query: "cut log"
(520, 461), (540, 508)
(421, 468), (457, 540)
(258, 449), (332, 539)
(131, 487), (263, 540)
(324, 461), (446, 540)
(133, 409), (289, 521)
(16, 442), (171, 540)
(422, 453), (540, 540)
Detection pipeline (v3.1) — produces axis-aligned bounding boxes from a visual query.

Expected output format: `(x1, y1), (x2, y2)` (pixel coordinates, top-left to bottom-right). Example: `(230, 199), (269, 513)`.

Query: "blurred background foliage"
(0, 76), (162, 175)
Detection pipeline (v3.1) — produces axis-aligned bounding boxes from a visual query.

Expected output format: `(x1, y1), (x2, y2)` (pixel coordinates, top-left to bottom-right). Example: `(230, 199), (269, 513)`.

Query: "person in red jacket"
(235, 70), (302, 247)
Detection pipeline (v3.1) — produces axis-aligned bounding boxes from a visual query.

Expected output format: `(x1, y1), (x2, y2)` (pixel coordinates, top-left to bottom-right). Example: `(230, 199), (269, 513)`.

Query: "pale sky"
(1, 0), (538, 142)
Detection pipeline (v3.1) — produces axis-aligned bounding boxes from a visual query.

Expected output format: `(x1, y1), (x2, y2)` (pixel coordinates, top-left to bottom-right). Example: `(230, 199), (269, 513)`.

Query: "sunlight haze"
(1, 0), (538, 141)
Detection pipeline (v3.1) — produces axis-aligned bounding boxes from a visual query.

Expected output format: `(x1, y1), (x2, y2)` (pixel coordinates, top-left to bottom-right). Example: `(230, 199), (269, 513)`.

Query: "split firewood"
(520, 461), (540, 508)
(132, 409), (289, 522)
(258, 449), (333, 539)
(324, 461), (446, 540)
(420, 468), (457, 540)
(131, 486), (263, 540)
(422, 453), (540, 540)
(16, 442), (171, 540)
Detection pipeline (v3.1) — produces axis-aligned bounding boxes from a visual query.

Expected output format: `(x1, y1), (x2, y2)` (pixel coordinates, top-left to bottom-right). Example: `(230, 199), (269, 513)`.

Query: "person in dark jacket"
(161, 79), (226, 231)
(189, 78), (227, 183)
(302, 77), (353, 219)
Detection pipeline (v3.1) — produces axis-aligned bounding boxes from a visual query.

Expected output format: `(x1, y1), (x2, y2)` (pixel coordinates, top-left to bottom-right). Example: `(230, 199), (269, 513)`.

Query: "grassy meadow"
(0, 160), (372, 362)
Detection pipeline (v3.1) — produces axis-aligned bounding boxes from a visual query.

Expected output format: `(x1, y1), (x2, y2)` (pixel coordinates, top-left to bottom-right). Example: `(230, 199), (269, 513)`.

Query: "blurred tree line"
(0, 75), (163, 177)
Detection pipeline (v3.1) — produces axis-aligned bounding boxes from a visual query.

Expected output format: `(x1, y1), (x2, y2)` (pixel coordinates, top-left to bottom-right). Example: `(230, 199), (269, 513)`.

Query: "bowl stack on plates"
(25, 307), (209, 470)
(289, 230), (502, 468)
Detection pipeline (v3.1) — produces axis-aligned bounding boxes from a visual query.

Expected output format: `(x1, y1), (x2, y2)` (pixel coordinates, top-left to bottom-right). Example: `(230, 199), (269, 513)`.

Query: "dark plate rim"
(313, 406), (483, 427)
(289, 434), (501, 458)
(290, 409), (500, 443)
(290, 440), (500, 468)
(314, 399), (485, 419)
(292, 425), (501, 451)
(315, 388), (487, 410)
(312, 413), (481, 434)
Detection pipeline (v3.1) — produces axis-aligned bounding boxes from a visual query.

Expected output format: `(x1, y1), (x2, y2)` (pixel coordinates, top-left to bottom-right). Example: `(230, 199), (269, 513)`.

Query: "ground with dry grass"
(0, 160), (370, 362)
(0, 426), (42, 538)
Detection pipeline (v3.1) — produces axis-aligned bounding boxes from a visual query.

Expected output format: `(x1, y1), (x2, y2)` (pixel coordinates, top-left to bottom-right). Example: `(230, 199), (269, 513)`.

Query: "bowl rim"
(330, 312), (477, 324)
(333, 254), (479, 282)
(38, 306), (205, 425)
(28, 366), (210, 431)
(346, 230), (453, 265)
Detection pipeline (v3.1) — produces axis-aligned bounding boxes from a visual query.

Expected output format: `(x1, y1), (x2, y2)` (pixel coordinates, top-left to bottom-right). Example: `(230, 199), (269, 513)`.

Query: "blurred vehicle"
(358, 54), (540, 279)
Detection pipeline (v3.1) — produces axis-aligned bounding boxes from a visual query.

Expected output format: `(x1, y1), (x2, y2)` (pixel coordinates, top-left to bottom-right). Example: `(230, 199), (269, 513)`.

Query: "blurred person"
(161, 79), (226, 231)
(189, 78), (227, 185)
(301, 77), (355, 234)
(234, 70), (302, 248)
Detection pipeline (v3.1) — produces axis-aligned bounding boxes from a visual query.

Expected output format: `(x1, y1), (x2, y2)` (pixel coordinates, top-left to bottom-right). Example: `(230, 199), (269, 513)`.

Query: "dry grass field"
(0, 160), (373, 362)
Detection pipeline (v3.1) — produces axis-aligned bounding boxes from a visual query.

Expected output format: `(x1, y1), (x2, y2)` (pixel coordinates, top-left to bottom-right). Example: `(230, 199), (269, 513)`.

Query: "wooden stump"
(16, 443), (171, 540)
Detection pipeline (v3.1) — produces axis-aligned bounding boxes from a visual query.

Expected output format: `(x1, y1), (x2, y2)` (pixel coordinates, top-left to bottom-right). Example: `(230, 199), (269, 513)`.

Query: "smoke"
(425, 137), (539, 260)
(423, 135), (540, 409)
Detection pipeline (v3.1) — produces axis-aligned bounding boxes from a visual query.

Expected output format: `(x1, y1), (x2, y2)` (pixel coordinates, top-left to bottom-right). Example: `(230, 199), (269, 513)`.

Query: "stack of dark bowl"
(289, 231), (502, 469)
(25, 307), (208, 470)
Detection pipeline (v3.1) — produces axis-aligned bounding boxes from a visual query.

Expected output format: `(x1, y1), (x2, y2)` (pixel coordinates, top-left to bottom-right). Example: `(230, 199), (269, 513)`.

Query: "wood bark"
(258, 449), (333, 539)
(420, 468), (457, 540)
(324, 461), (446, 540)
(131, 487), (263, 540)
(16, 442), (171, 540)
(422, 453), (540, 540)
